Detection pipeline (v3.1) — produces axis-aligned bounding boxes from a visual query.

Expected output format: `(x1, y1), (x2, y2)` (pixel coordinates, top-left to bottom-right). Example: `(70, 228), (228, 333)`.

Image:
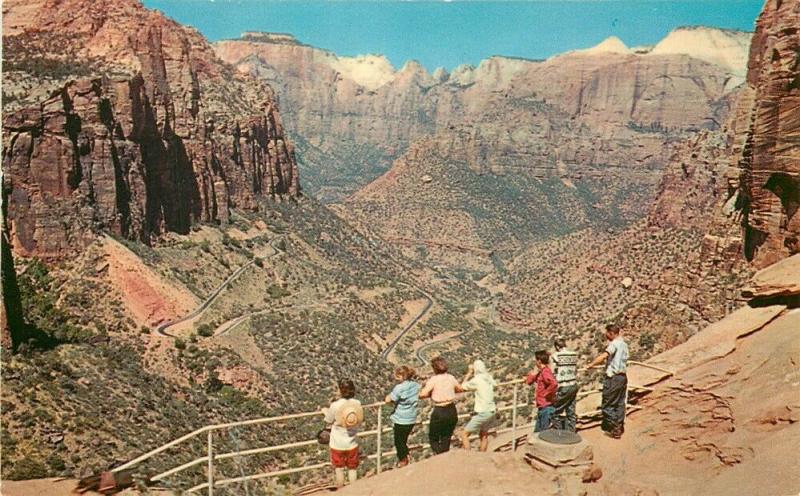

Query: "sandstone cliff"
(215, 28), (749, 201)
(650, 0), (800, 270)
(733, 0), (800, 267)
(2, 0), (300, 259)
(1, 187), (28, 351)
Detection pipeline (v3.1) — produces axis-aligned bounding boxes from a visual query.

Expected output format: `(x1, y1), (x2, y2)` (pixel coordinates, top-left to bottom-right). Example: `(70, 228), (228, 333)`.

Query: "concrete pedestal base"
(525, 432), (601, 496)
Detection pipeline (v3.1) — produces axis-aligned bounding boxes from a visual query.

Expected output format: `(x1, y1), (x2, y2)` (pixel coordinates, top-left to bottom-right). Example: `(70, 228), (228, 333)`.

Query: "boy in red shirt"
(525, 350), (559, 432)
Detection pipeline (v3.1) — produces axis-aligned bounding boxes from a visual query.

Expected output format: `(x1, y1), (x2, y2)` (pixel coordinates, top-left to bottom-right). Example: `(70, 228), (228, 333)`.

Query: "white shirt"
(462, 374), (496, 413)
(324, 398), (361, 450)
(605, 337), (629, 378)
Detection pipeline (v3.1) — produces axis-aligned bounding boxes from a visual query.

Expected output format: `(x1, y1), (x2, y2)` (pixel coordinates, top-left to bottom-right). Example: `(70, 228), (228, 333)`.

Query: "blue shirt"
(389, 380), (420, 425)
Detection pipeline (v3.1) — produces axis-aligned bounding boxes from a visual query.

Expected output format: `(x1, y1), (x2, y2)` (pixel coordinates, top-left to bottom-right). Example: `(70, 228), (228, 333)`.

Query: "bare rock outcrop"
(2, 0), (300, 259)
(742, 253), (800, 298)
(734, 0), (800, 267)
(653, 1), (800, 270)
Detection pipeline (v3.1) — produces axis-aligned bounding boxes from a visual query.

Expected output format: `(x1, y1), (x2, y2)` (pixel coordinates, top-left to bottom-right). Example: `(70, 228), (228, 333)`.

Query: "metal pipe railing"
(151, 398), (533, 484)
(118, 371), (657, 494)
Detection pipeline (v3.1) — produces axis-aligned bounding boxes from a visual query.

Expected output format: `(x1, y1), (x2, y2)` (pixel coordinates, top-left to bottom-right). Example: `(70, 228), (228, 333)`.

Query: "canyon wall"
(216, 28), (750, 201)
(735, 0), (800, 267)
(2, 0), (300, 259)
(651, 0), (800, 269)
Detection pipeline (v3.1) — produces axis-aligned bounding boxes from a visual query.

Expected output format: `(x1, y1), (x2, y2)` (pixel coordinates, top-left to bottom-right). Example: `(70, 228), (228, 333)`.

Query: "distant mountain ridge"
(222, 26), (751, 90)
(215, 26), (751, 202)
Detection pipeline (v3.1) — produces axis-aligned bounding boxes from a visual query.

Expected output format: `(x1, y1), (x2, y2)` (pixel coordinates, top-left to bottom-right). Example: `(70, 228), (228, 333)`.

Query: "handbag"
(317, 427), (331, 445)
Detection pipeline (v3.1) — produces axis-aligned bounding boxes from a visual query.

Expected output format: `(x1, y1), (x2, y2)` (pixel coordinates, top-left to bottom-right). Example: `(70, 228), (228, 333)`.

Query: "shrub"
(196, 324), (214, 338)
(7, 457), (48, 480)
(46, 452), (66, 471)
(174, 339), (186, 350)
(638, 332), (657, 352)
(266, 284), (290, 299)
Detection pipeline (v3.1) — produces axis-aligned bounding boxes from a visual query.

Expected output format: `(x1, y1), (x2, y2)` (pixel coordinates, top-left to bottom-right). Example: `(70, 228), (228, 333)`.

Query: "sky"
(142, 0), (764, 71)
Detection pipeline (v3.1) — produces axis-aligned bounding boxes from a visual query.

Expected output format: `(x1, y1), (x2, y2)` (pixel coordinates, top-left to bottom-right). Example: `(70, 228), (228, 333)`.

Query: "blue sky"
(143, 1), (764, 71)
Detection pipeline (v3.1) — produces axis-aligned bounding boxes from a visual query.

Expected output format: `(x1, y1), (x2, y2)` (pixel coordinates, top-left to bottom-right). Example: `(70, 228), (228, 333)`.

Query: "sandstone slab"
(741, 254), (800, 298)
(627, 304), (786, 387)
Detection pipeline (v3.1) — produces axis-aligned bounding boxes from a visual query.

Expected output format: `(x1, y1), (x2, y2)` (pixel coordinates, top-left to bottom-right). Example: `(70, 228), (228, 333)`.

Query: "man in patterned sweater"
(552, 337), (579, 432)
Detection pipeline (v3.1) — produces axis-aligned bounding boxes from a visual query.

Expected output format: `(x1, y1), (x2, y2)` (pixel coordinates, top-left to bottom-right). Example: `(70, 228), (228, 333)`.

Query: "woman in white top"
(322, 379), (363, 488)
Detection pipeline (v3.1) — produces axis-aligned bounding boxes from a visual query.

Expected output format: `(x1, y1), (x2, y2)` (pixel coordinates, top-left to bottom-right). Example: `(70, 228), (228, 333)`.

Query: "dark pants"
(553, 384), (579, 432)
(534, 405), (555, 432)
(601, 374), (627, 435)
(429, 404), (458, 454)
(393, 423), (414, 461)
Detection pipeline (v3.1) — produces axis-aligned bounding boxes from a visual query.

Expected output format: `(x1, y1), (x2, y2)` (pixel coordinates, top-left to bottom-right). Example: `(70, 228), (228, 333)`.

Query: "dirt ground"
(338, 450), (549, 496)
(103, 237), (198, 327)
(0, 478), (146, 496)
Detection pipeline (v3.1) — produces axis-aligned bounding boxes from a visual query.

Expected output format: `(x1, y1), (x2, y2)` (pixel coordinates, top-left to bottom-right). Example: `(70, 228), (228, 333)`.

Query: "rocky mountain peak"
(396, 60), (436, 87)
(432, 66), (450, 83)
(448, 63), (478, 85)
(575, 35), (632, 55)
(650, 26), (752, 78)
(328, 53), (397, 90)
(2, 0), (300, 258)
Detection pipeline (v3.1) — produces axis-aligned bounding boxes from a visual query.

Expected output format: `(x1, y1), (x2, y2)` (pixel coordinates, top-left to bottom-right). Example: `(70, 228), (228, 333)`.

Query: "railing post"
(207, 430), (214, 496)
(511, 384), (518, 451)
(376, 404), (383, 474)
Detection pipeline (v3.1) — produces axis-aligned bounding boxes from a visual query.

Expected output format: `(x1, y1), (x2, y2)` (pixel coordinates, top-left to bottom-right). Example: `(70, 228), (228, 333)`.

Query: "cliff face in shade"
(1, 188), (27, 351)
(215, 29), (748, 201)
(2, 0), (300, 259)
(734, 0), (800, 268)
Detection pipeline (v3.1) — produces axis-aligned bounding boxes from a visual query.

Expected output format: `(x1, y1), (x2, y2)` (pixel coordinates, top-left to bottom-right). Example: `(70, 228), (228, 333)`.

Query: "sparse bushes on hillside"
(16, 260), (94, 347)
(6, 456), (48, 480)
(266, 284), (290, 299)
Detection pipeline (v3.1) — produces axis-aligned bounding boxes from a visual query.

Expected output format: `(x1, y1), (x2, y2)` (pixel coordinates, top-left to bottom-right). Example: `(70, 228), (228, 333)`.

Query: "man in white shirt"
(552, 338), (579, 432)
(587, 324), (629, 439)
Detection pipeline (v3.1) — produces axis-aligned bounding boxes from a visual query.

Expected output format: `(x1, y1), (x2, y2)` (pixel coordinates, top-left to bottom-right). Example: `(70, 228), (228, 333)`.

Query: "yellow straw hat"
(335, 400), (364, 428)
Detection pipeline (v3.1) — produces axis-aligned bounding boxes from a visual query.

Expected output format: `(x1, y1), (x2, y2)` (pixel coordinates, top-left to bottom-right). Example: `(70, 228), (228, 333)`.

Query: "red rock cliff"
(2, 0), (300, 259)
(736, 0), (800, 267)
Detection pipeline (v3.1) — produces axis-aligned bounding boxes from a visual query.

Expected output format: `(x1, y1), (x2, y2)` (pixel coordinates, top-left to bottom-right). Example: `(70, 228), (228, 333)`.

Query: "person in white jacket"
(459, 359), (497, 451)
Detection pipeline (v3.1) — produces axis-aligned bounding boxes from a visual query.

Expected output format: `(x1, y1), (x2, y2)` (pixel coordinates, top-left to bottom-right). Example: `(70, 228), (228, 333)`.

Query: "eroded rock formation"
(2, 0), (300, 259)
(215, 28), (749, 200)
(734, 0), (800, 267)
(651, 0), (800, 269)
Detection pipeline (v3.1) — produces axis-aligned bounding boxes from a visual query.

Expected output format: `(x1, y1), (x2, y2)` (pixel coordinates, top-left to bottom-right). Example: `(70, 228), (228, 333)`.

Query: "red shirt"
(525, 366), (558, 408)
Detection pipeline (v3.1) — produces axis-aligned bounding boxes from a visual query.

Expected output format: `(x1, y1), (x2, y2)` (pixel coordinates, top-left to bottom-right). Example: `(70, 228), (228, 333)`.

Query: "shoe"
(603, 430), (622, 439)
(397, 458), (409, 468)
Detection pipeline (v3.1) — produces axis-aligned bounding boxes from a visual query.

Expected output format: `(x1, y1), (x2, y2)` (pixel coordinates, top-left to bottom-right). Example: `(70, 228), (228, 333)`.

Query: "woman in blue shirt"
(385, 365), (420, 467)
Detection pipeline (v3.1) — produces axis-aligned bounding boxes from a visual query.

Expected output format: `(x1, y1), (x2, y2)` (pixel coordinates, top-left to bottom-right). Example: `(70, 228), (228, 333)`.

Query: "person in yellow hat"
(322, 379), (364, 488)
